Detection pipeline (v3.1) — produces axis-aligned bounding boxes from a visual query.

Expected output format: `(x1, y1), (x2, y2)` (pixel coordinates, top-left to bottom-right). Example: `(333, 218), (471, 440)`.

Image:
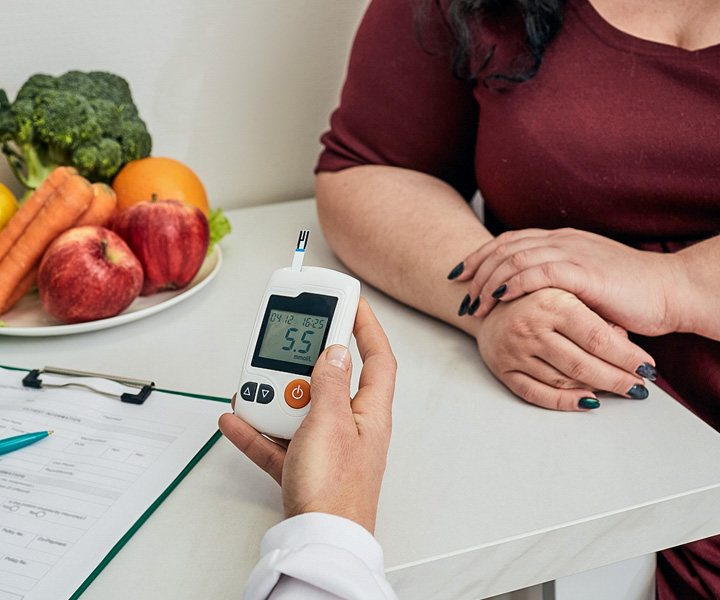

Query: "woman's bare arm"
(316, 165), (490, 337)
(316, 166), (655, 411)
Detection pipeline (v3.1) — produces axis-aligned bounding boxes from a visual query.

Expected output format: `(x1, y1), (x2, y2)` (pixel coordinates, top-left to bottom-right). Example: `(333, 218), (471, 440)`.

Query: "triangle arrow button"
(240, 382), (258, 402)
(257, 384), (275, 405)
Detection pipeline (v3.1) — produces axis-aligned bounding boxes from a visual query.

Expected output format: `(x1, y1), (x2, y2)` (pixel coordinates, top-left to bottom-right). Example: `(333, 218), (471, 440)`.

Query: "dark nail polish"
(578, 398), (600, 410)
(468, 297), (481, 315)
(627, 384), (649, 399)
(635, 363), (657, 381)
(458, 294), (471, 316)
(492, 284), (507, 299)
(448, 262), (464, 280)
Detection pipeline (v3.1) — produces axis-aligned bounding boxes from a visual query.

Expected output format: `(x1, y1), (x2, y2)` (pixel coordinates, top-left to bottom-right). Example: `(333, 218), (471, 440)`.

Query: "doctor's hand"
(219, 298), (396, 534)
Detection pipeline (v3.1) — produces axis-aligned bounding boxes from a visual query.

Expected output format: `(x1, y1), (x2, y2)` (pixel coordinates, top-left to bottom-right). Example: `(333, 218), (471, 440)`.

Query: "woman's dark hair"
(420, 0), (567, 85)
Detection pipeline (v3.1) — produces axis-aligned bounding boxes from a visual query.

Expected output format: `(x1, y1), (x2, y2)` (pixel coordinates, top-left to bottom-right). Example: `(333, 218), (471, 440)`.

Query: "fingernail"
(448, 262), (464, 280)
(492, 284), (507, 299)
(627, 384), (649, 399)
(326, 345), (350, 371)
(578, 398), (600, 410)
(635, 363), (657, 381)
(458, 294), (471, 316)
(468, 296), (481, 315)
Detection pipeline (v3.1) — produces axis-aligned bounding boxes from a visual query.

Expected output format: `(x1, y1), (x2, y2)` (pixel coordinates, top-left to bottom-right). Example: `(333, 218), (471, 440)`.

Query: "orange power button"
(284, 379), (311, 409)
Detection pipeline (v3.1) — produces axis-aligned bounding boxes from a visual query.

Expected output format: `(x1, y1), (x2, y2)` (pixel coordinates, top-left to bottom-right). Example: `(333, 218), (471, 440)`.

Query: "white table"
(3, 199), (720, 600)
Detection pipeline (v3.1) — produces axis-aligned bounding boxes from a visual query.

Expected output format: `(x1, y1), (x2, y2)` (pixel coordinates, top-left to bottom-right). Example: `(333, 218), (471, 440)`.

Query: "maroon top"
(317, 0), (720, 424)
(317, 2), (720, 596)
(318, 0), (720, 242)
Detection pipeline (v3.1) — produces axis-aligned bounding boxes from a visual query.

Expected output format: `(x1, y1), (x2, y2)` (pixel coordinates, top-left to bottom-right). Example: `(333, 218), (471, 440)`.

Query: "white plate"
(0, 246), (222, 337)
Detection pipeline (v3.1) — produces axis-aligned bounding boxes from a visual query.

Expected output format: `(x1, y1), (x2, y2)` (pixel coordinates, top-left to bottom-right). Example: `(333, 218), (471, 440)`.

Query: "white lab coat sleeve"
(244, 512), (398, 600)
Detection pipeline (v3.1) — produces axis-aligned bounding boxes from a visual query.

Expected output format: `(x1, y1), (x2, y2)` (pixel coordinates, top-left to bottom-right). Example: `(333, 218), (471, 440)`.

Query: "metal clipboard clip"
(22, 366), (155, 405)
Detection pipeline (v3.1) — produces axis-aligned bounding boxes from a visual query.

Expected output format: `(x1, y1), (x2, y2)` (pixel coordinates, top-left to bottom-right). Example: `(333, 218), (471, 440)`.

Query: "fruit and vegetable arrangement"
(0, 70), (231, 325)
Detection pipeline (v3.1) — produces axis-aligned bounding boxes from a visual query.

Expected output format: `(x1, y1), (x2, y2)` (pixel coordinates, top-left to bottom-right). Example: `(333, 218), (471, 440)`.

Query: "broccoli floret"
(0, 91), (14, 140)
(74, 138), (123, 179)
(0, 70), (152, 202)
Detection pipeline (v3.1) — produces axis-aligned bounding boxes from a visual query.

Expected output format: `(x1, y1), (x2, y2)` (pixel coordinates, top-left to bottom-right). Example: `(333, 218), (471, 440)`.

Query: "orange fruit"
(112, 157), (209, 217)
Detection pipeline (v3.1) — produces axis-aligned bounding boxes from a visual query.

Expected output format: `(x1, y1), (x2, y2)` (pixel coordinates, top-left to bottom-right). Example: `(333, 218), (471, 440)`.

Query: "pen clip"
(22, 367), (154, 404)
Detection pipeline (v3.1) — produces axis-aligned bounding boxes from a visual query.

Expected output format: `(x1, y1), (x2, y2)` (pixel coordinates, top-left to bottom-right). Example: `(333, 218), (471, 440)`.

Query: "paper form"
(0, 368), (228, 600)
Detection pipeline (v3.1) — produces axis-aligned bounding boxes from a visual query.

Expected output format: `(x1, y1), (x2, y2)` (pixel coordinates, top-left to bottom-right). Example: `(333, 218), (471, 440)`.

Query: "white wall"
(1, 0), (370, 209)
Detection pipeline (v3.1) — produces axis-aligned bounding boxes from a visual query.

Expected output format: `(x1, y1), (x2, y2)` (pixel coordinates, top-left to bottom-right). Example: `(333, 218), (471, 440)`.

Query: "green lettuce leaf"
(208, 207), (231, 254)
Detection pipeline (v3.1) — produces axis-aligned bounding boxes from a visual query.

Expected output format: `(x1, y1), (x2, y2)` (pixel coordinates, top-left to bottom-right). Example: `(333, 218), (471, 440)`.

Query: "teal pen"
(0, 430), (53, 455)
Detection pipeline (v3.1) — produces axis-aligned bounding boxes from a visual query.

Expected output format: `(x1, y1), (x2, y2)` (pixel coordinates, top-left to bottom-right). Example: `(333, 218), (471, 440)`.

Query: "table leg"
(542, 554), (656, 600)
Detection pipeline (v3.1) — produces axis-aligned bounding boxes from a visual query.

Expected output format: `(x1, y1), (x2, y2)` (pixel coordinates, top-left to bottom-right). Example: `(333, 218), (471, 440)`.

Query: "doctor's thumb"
(309, 345), (353, 411)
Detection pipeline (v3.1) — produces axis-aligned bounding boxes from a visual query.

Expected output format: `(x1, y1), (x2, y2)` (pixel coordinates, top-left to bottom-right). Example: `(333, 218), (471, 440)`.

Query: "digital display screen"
(252, 292), (337, 376)
(258, 310), (328, 366)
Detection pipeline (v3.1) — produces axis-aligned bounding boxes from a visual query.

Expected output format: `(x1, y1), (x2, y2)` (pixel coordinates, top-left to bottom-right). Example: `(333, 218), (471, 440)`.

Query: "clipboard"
(20, 366), (155, 404)
(0, 364), (231, 600)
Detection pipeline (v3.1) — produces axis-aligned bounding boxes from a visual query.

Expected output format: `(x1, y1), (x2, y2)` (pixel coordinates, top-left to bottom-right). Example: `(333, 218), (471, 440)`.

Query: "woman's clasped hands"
(450, 227), (677, 411)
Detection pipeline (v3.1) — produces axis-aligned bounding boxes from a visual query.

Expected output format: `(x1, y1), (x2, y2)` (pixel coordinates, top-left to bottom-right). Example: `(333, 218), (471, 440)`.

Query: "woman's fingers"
(468, 248), (569, 314)
(450, 229), (551, 282)
(452, 231), (576, 316)
(475, 289), (656, 411)
(555, 302), (655, 379)
(455, 228), (677, 338)
(475, 260), (598, 318)
(503, 371), (600, 412)
(541, 332), (647, 398)
(521, 356), (593, 391)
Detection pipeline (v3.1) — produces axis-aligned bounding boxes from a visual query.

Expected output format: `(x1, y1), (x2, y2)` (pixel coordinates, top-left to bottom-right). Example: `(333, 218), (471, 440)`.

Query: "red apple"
(111, 199), (210, 295)
(38, 226), (143, 323)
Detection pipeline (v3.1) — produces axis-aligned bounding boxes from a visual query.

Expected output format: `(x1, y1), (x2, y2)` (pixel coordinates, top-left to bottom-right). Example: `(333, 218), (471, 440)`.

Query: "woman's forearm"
(315, 165), (492, 337)
(316, 166), (656, 410)
(673, 236), (720, 339)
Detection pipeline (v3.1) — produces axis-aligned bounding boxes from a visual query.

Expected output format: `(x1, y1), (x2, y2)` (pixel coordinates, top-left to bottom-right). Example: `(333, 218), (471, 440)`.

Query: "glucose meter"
(235, 230), (360, 439)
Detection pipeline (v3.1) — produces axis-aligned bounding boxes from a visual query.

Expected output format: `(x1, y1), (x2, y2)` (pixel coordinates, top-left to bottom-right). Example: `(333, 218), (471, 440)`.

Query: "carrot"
(0, 175), (93, 313)
(0, 266), (37, 314)
(74, 183), (118, 227)
(0, 166), (76, 263)
(0, 167), (77, 314)
(1, 180), (116, 313)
